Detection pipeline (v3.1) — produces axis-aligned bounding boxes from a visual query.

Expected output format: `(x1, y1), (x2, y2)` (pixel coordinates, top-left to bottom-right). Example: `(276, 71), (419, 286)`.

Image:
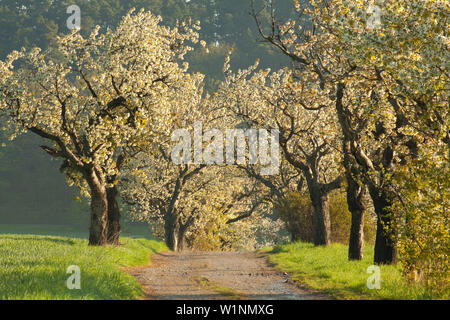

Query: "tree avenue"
(229, 0), (448, 274)
(0, 0), (447, 293)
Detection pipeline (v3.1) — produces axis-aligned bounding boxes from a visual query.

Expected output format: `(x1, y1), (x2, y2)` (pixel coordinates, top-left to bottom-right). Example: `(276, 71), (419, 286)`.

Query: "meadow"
(0, 224), (167, 300)
(262, 242), (449, 300)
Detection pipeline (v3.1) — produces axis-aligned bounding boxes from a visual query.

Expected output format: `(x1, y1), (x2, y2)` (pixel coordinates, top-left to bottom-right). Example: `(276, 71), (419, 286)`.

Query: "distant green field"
(0, 224), (167, 300)
(0, 223), (153, 239)
(262, 242), (448, 300)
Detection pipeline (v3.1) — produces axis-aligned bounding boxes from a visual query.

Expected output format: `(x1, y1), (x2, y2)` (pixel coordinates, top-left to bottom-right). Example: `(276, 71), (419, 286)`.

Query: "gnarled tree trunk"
(341, 135), (366, 260)
(370, 187), (397, 265)
(106, 186), (121, 245)
(307, 181), (331, 246)
(86, 170), (108, 246)
(164, 213), (179, 251)
(106, 155), (125, 245)
(347, 173), (366, 260)
(312, 193), (331, 246)
(164, 212), (194, 252)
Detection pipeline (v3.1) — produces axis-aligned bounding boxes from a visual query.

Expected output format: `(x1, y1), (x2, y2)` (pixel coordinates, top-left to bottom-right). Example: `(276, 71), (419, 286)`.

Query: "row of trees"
(0, 9), (206, 245)
(0, 8), (283, 251)
(214, 0), (447, 287)
(0, 0), (290, 226)
(0, 1), (447, 289)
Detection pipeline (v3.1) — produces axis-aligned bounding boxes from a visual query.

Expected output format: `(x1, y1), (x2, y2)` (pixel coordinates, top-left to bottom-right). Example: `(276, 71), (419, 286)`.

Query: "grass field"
(262, 242), (448, 300)
(0, 224), (167, 300)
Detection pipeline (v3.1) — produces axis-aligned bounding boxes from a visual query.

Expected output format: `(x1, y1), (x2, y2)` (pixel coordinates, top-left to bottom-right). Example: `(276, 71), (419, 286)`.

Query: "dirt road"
(126, 251), (329, 300)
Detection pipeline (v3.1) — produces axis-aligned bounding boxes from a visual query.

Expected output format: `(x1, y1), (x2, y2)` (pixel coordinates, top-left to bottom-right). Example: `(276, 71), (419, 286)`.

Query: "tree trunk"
(308, 182), (331, 246)
(176, 222), (188, 252)
(164, 212), (193, 252)
(340, 135), (366, 260)
(369, 187), (397, 265)
(164, 213), (179, 251)
(106, 186), (121, 245)
(176, 216), (195, 251)
(87, 174), (108, 246)
(347, 174), (366, 260)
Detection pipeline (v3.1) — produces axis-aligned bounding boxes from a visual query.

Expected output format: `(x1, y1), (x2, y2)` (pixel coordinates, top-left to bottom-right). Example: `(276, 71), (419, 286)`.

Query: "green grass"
(261, 242), (448, 300)
(0, 225), (167, 300)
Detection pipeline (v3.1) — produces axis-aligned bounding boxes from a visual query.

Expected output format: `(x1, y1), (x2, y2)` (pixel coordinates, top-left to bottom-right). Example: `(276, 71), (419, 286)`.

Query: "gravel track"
(126, 251), (329, 300)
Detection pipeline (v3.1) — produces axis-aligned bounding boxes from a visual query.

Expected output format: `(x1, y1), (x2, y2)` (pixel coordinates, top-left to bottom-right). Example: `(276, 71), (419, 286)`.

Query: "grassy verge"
(0, 229), (167, 300)
(261, 242), (448, 300)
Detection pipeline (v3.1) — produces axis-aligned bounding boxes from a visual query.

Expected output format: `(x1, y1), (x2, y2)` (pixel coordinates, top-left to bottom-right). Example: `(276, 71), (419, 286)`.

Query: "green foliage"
(263, 241), (448, 300)
(274, 192), (314, 243)
(392, 155), (449, 293)
(0, 229), (167, 299)
(275, 191), (376, 245)
(328, 191), (352, 244)
(329, 190), (376, 245)
(187, 212), (229, 251)
(186, 209), (250, 251)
